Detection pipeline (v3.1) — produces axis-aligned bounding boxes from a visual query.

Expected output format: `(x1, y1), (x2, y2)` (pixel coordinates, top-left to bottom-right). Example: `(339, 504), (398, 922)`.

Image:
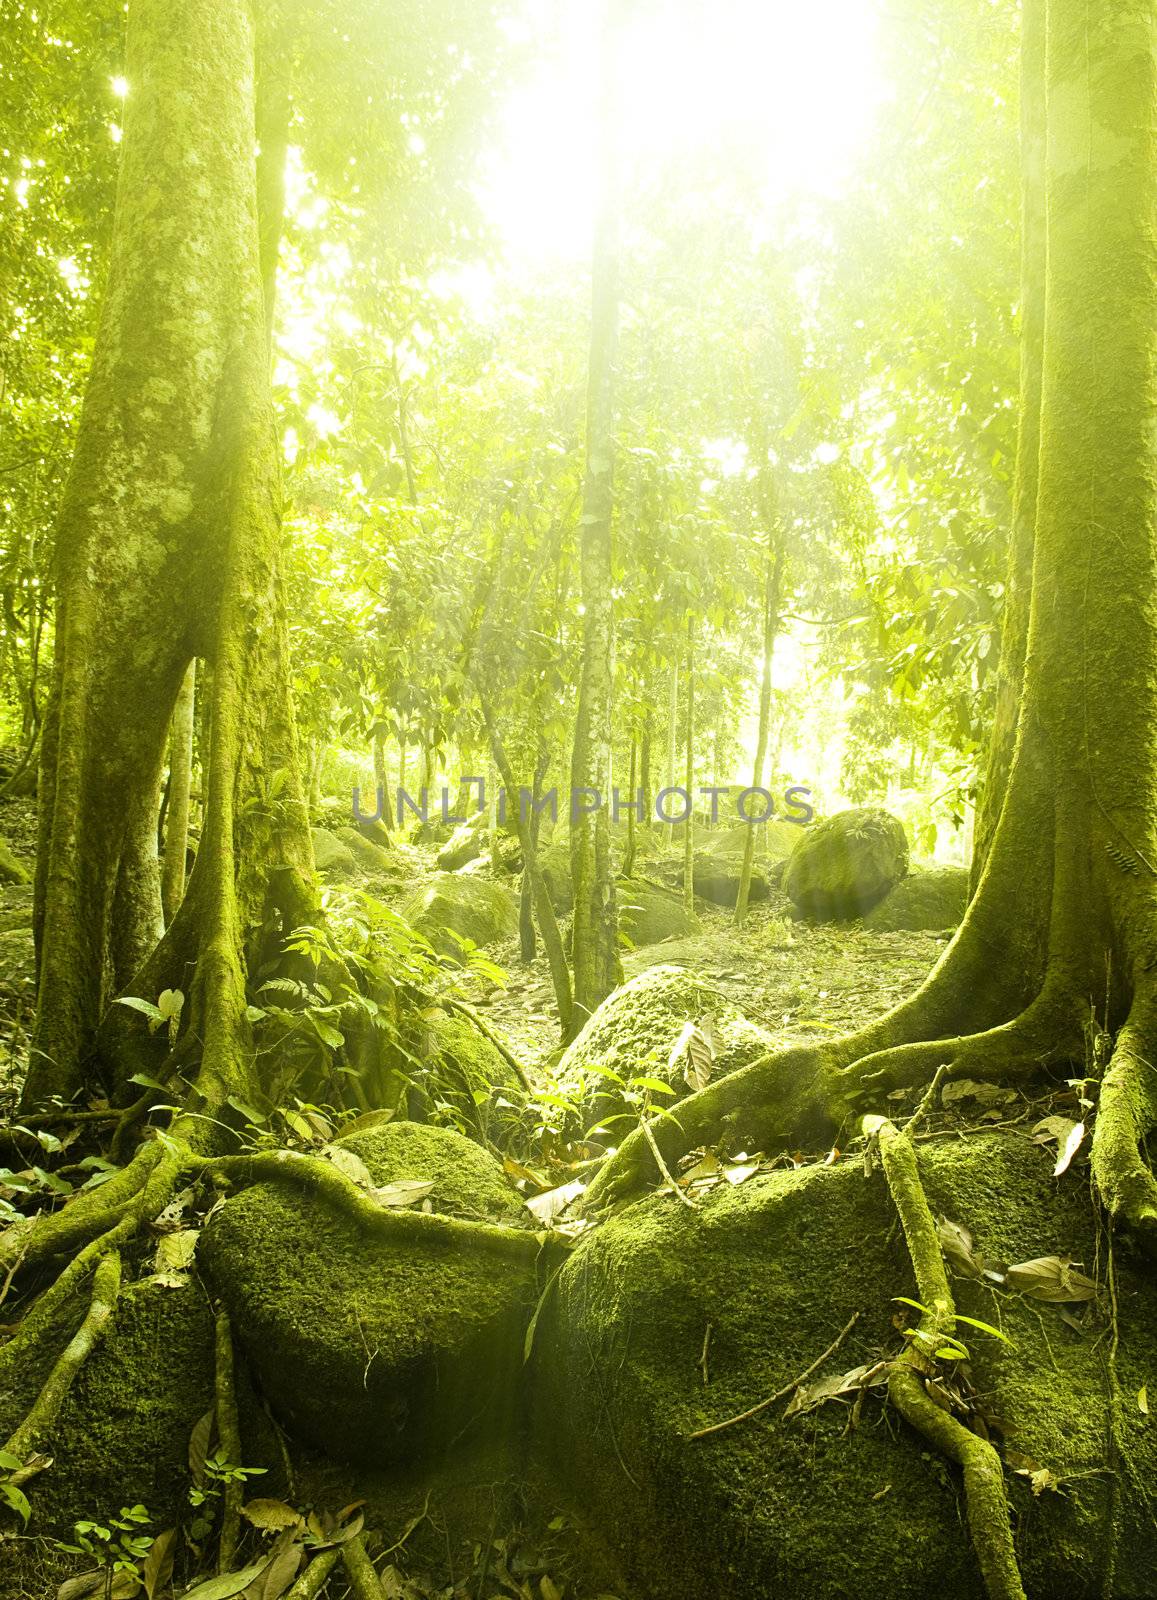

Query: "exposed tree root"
(341, 1533), (385, 1600)
(199, 1150), (563, 1261)
(3, 1249), (121, 1467)
(214, 1307), (244, 1573)
(286, 1547), (340, 1598)
(1091, 983), (1157, 1249)
(867, 1114), (1026, 1600)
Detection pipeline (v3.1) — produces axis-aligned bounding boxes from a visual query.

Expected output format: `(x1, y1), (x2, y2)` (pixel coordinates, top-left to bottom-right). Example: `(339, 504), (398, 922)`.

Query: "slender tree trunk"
(640, 708), (652, 831)
(161, 660), (196, 924)
(481, 702), (573, 1033)
(568, 4), (621, 1033)
(371, 729), (391, 835)
(682, 625), (695, 920)
(665, 659), (678, 848)
(735, 544), (784, 926)
(623, 735), (637, 878)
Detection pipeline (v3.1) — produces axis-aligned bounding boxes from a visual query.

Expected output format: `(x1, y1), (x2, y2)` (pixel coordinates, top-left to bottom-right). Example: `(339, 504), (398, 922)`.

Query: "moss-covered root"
(341, 1534), (384, 1600)
(286, 1548), (340, 1599)
(214, 1308), (244, 1573)
(865, 1114), (1026, 1600)
(199, 1150), (554, 1261)
(4, 1250), (121, 1466)
(1092, 990), (1157, 1246)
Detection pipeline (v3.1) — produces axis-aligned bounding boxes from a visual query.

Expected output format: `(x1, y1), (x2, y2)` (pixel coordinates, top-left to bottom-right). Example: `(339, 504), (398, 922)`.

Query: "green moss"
(783, 807), (909, 921)
(618, 878), (699, 947)
(13, 1281), (214, 1539)
(402, 1009), (524, 1146)
(337, 1119), (526, 1224)
(559, 964), (774, 1127)
(334, 826), (393, 875)
(533, 1131), (1157, 1599)
(402, 872), (518, 960)
(199, 1123), (539, 1467)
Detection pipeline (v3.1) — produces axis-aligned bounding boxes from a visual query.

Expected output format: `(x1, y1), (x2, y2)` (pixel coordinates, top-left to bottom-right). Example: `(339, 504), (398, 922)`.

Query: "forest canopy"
(0, 2), (1154, 1599)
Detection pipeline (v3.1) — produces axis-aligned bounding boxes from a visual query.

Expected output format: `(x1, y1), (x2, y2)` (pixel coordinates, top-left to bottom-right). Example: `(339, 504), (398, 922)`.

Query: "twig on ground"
(689, 1311), (860, 1439)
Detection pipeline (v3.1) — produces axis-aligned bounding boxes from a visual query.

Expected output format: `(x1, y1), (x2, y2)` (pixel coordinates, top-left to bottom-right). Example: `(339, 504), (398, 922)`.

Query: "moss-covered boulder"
(0, 834), (29, 885)
(403, 872), (518, 960)
(534, 1132), (1157, 1599)
(400, 1011), (526, 1146)
(538, 840), (574, 916)
(783, 807), (908, 920)
(689, 851), (769, 907)
(705, 818), (805, 863)
(559, 965), (773, 1126)
(199, 1123), (537, 1467)
(337, 1120), (526, 1224)
(335, 825), (393, 875)
(618, 878), (699, 947)
(311, 825), (358, 877)
(437, 818), (486, 871)
(862, 865), (969, 931)
(0, 1281), (215, 1547)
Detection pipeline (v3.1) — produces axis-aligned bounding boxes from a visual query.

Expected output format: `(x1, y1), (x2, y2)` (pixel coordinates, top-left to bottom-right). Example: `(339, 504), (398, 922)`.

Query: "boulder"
(335, 825), (393, 875)
(534, 1132), (1157, 1600)
(863, 866), (970, 932)
(311, 825), (357, 877)
(559, 964), (774, 1128)
(618, 878), (699, 947)
(783, 807), (908, 920)
(0, 835), (29, 886)
(538, 840), (574, 917)
(436, 818), (485, 871)
(705, 818), (805, 863)
(200, 1122), (537, 1467)
(656, 849), (769, 908)
(404, 1008), (526, 1143)
(403, 872), (518, 960)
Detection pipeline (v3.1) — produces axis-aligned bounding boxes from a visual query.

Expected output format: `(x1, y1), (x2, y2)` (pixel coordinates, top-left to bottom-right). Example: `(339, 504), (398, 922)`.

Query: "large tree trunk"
(25, 0), (311, 1115)
(591, 0), (1157, 1249)
(568, 9), (621, 1032)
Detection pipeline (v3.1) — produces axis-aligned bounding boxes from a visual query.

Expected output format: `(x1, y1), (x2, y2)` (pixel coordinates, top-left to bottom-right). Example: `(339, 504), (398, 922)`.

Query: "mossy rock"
(334, 825), (393, 875)
(618, 877), (699, 947)
(402, 872), (518, 960)
(659, 851), (768, 915)
(863, 866), (970, 932)
(199, 1123), (538, 1468)
(436, 818), (485, 871)
(559, 965), (773, 1127)
(0, 834), (29, 885)
(538, 840), (574, 916)
(404, 1009), (523, 1145)
(705, 818), (805, 863)
(311, 825), (358, 877)
(534, 1132), (1157, 1599)
(783, 806), (908, 920)
(0, 1282), (215, 1546)
(337, 1120), (526, 1225)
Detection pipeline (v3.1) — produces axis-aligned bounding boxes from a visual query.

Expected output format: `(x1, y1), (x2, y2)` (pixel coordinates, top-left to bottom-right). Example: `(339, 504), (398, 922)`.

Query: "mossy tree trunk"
(161, 659), (196, 925)
(592, 0), (1157, 1247)
(569, 7), (621, 1032)
(24, 0), (312, 1119)
(735, 536), (785, 927)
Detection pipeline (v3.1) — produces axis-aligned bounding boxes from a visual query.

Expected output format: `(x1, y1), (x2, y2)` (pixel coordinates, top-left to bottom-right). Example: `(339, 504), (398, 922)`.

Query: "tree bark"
(568, 4), (621, 1032)
(26, 0), (312, 1115)
(735, 543), (784, 927)
(682, 625), (695, 921)
(161, 660), (196, 924)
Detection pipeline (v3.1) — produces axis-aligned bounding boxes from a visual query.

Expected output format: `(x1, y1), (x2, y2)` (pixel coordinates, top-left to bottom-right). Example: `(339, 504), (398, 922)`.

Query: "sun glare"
(482, 0), (886, 268)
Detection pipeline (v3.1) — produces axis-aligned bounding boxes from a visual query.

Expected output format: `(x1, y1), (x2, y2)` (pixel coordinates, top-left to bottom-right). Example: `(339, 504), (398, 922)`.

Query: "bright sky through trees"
(482, 0), (887, 266)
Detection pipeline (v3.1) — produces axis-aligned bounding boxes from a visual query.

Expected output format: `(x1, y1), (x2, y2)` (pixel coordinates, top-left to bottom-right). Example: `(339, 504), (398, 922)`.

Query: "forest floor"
(0, 795), (951, 1098)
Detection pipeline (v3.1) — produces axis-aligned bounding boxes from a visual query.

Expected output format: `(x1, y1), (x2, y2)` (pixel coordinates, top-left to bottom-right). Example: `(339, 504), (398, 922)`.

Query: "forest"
(0, 0), (1154, 1596)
